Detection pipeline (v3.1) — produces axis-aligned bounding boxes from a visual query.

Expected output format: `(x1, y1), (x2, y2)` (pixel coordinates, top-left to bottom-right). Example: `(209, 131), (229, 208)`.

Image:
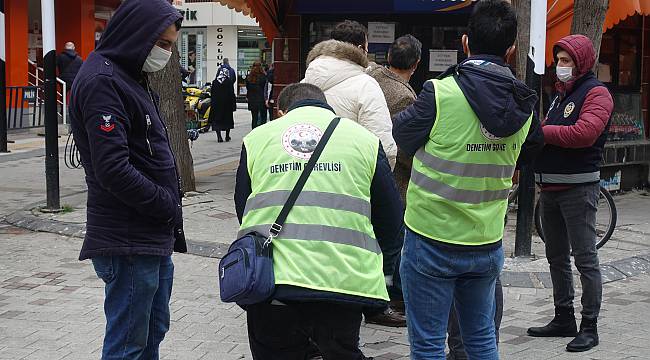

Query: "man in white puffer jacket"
(303, 20), (397, 167)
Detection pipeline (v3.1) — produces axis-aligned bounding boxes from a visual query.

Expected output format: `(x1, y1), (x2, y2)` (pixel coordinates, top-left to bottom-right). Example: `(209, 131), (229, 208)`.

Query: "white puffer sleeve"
(357, 75), (397, 168)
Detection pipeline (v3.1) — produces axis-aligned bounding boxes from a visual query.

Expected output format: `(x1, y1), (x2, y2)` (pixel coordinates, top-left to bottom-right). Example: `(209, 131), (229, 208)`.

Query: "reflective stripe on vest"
(535, 171), (600, 184)
(238, 223), (381, 254)
(411, 167), (511, 204)
(415, 148), (516, 179)
(243, 190), (371, 219)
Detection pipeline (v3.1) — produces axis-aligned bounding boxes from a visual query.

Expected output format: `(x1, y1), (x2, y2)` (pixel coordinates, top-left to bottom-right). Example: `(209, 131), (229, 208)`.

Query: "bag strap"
(265, 117), (341, 245)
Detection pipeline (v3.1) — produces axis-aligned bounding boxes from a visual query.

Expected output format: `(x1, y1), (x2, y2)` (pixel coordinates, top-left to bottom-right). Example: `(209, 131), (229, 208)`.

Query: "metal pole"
(1, 0), (8, 153)
(42, 0), (60, 210)
(515, 57), (539, 257)
(515, 0), (547, 257)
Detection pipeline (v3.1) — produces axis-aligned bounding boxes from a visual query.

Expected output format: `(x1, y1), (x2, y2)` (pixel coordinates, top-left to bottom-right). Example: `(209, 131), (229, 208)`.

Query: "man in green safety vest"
(392, 1), (544, 359)
(234, 83), (404, 359)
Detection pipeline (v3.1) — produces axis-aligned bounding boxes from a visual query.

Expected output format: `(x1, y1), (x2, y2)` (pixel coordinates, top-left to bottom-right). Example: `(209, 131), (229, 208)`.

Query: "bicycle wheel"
(595, 187), (617, 249)
(534, 186), (617, 249)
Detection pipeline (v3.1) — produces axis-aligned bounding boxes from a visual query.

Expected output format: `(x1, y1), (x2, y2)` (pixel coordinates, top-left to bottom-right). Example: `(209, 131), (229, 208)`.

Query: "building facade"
(176, 1), (267, 97)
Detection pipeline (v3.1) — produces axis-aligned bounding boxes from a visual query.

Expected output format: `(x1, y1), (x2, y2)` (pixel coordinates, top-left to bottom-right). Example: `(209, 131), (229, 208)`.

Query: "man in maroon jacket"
(527, 34), (613, 353)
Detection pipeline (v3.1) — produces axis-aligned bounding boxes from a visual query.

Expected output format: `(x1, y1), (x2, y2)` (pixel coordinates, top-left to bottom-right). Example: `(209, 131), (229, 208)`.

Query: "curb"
(5, 207), (650, 289)
(5, 208), (231, 259)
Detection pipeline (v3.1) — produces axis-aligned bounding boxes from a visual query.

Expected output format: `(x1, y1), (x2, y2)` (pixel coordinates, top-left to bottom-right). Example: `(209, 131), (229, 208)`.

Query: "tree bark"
(571, 0), (609, 63)
(512, 0), (531, 82)
(148, 47), (197, 193)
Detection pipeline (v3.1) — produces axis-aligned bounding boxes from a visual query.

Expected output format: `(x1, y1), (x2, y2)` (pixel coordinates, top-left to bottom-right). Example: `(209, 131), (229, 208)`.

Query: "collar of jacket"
(438, 54), (512, 80)
(287, 99), (336, 113)
(306, 40), (369, 68)
(369, 64), (416, 96)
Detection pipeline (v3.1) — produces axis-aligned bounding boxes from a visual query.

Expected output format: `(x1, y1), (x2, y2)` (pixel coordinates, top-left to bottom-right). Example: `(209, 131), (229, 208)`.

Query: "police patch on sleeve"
(99, 114), (116, 133)
(282, 124), (323, 160)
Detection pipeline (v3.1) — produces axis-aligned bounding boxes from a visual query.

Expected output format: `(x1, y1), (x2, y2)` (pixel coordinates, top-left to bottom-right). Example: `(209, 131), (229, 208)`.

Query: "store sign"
(216, 27), (226, 65)
(429, 50), (457, 72)
(179, 8), (198, 21)
(394, 0), (476, 12)
(368, 22), (395, 44)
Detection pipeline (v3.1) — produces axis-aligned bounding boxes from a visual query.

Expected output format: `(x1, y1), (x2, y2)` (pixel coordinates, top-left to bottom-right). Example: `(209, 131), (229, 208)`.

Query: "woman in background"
(245, 62), (268, 129)
(209, 66), (236, 142)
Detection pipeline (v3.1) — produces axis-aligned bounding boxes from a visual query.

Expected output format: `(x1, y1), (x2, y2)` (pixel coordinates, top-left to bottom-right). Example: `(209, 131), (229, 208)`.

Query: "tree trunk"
(512, 0), (531, 82)
(571, 0), (609, 64)
(148, 47), (197, 193)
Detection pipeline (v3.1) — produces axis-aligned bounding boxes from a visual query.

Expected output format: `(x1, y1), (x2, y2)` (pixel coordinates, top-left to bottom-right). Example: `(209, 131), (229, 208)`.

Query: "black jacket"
(234, 100), (404, 308)
(57, 50), (83, 89)
(70, 0), (186, 260)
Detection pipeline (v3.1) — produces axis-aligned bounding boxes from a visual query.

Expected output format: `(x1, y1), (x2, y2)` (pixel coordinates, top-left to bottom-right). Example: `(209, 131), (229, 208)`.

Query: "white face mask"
(143, 45), (172, 73)
(556, 66), (574, 83)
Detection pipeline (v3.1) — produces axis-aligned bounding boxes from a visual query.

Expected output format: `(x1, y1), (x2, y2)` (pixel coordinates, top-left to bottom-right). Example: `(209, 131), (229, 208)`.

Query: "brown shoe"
(365, 307), (407, 327)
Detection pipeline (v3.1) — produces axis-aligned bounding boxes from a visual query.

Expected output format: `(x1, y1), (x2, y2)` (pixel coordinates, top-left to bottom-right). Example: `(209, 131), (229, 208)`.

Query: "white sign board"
(368, 22), (395, 44)
(429, 50), (457, 72)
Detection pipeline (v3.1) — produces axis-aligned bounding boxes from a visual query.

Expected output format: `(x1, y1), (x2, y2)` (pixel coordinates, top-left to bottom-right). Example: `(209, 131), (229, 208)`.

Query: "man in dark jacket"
(527, 34), (613, 353)
(57, 42), (83, 90)
(69, 1), (186, 358)
(234, 83), (404, 359)
(393, 1), (543, 358)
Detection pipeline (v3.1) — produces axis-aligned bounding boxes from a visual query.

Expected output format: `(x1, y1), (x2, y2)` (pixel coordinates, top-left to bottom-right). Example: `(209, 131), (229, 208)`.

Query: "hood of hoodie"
(304, 40), (369, 91)
(61, 49), (79, 59)
(95, 0), (182, 78)
(553, 34), (596, 94)
(444, 55), (538, 138)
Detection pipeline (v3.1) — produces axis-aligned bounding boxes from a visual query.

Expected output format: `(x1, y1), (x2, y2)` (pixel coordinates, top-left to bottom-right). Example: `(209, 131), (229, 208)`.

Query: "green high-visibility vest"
(239, 105), (389, 301)
(405, 77), (531, 246)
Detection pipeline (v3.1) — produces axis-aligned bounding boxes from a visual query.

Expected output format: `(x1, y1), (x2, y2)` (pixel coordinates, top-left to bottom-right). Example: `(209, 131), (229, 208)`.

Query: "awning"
(546, 0), (650, 66)
(215, 0), (294, 42)
(215, 0), (253, 16)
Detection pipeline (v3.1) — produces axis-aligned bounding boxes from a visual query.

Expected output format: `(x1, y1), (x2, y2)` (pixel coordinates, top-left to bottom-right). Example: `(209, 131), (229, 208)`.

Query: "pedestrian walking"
(68, 0), (186, 358)
(266, 62), (276, 120)
(363, 34), (423, 328)
(234, 83), (403, 360)
(245, 61), (268, 129)
(393, 1), (543, 358)
(527, 34), (614, 353)
(209, 65), (236, 142)
(303, 20), (397, 166)
(57, 42), (83, 91)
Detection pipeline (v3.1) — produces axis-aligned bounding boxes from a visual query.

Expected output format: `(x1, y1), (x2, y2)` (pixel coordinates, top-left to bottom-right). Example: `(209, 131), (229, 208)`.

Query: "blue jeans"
(401, 229), (503, 360)
(92, 255), (174, 360)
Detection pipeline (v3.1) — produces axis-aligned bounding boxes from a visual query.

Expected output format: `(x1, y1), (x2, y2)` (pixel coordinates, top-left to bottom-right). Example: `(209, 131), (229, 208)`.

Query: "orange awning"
(546, 0), (650, 66)
(215, 0), (294, 42)
(215, 0), (253, 16)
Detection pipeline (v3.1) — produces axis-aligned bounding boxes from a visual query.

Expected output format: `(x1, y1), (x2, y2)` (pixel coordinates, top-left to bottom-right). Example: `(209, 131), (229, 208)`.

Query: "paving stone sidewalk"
(2, 110), (650, 358)
(1, 225), (650, 359)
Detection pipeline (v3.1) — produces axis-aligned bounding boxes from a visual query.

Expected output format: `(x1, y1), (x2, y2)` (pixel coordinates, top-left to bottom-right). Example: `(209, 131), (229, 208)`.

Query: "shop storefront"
(175, 1), (267, 98)
(5, 0), (122, 87)
(298, 1), (475, 93)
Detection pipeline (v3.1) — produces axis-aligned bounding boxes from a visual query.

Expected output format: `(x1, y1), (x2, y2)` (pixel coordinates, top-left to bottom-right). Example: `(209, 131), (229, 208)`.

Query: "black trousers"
(247, 302), (367, 360)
